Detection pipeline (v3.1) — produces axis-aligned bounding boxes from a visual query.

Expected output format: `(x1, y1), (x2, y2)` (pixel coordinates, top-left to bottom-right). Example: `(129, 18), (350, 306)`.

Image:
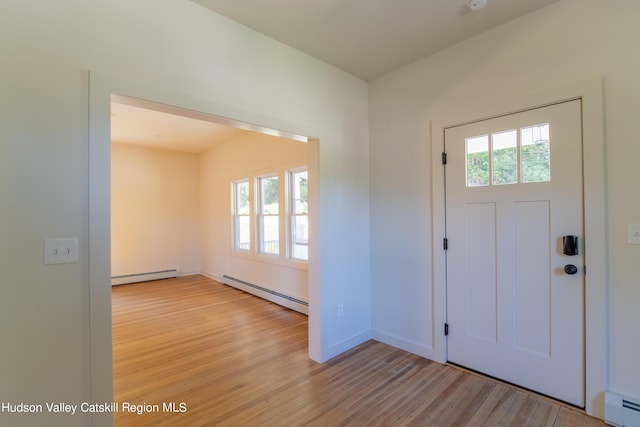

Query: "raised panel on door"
(445, 99), (584, 407)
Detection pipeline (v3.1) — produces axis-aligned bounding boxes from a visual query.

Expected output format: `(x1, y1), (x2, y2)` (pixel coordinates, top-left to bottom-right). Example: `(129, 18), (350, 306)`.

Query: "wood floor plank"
(112, 275), (606, 427)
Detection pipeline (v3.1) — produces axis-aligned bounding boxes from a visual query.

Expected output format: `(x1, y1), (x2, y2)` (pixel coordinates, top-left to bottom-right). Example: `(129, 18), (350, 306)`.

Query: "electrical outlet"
(45, 238), (79, 264)
(338, 304), (344, 317)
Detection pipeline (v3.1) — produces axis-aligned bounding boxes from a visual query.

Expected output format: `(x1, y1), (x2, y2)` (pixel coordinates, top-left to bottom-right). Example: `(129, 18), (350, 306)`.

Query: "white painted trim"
(430, 77), (607, 419)
(200, 270), (224, 282)
(88, 73), (115, 427)
(306, 137), (324, 361)
(89, 72), (323, 427)
(220, 275), (309, 315)
(372, 330), (434, 358)
(326, 330), (372, 360)
(111, 269), (178, 286)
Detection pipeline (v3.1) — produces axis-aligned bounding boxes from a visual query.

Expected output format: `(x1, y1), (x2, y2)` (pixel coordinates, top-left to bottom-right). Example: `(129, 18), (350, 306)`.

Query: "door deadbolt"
(564, 264), (578, 275)
(563, 235), (578, 256)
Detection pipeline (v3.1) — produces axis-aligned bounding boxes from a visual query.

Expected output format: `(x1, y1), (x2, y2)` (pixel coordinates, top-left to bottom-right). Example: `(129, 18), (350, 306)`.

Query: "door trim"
(430, 78), (606, 419)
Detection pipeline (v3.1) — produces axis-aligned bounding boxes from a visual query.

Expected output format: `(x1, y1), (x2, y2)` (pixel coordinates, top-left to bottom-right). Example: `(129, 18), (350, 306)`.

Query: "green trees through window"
(261, 176), (279, 207)
(289, 169), (308, 261)
(232, 180), (250, 250)
(466, 124), (550, 187)
(521, 124), (551, 183)
(259, 175), (279, 254)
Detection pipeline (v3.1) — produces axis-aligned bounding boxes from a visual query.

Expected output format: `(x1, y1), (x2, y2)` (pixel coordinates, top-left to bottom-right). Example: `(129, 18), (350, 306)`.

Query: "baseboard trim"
(220, 274), (309, 315)
(326, 330), (372, 360)
(372, 329), (439, 362)
(111, 269), (179, 286)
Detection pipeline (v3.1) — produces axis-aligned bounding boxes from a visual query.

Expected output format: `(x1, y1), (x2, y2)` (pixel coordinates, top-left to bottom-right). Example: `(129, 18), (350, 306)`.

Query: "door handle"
(564, 264), (578, 275)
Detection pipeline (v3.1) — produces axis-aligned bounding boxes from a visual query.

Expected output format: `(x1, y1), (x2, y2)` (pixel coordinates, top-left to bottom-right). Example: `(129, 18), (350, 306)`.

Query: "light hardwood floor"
(112, 275), (605, 427)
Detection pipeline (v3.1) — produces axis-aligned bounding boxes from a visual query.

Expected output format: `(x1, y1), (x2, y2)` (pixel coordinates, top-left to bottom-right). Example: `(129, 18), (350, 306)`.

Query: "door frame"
(430, 78), (606, 419)
(88, 72), (322, 427)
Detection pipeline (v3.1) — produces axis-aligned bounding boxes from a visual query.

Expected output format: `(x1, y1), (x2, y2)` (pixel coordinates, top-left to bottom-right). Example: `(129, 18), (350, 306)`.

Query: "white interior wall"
(199, 132), (309, 301)
(111, 143), (201, 279)
(369, 0), (640, 420)
(1, 1), (370, 426)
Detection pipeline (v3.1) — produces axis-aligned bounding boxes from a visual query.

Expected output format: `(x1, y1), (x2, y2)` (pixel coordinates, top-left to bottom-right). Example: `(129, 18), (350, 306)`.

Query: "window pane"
(466, 135), (489, 187)
(236, 181), (249, 215)
(492, 129), (517, 185)
(232, 180), (250, 251)
(291, 170), (308, 214)
(261, 215), (279, 254)
(261, 176), (278, 214)
(521, 124), (550, 183)
(236, 216), (250, 250)
(291, 215), (308, 260)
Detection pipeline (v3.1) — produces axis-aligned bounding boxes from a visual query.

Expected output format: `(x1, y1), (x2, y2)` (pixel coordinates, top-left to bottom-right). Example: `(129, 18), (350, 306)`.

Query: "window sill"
(231, 249), (308, 271)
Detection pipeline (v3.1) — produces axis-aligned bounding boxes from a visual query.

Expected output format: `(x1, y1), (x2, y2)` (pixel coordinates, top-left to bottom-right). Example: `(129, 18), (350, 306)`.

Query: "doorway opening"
(109, 94), (314, 397)
(109, 95), (311, 304)
(88, 74), (321, 419)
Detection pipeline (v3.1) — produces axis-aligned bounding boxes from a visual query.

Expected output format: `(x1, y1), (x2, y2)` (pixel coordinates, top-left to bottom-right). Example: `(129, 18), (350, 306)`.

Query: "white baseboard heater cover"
(221, 275), (308, 315)
(606, 391), (640, 427)
(111, 269), (179, 286)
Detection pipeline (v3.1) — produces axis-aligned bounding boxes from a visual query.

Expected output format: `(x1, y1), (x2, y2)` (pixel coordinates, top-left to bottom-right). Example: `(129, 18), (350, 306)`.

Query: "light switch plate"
(45, 238), (79, 264)
(628, 224), (640, 245)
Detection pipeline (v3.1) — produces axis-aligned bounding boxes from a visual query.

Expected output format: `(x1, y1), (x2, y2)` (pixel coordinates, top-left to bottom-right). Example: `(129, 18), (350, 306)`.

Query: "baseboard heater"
(221, 275), (308, 315)
(606, 391), (640, 427)
(111, 269), (179, 286)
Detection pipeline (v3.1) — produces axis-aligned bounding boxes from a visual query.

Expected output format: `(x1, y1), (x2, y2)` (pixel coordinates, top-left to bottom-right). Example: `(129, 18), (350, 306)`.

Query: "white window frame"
(231, 179), (251, 252)
(229, 165), (308, 270)
(287, 167), (309, 262)
(256, 174), (280, 256)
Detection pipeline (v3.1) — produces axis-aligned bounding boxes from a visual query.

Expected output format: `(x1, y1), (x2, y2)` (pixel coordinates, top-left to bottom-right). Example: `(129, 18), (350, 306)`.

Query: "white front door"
(445, 99), (584, 407)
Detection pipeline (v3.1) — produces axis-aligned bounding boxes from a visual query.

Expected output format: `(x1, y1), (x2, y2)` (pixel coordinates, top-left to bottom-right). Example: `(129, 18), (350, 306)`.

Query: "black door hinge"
(443, 238), (448, 250)
(444, 323), (449, 336)
(442, 152), (447, 165)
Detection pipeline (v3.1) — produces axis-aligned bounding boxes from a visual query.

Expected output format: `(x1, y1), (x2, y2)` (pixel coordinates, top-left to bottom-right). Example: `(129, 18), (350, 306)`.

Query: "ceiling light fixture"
(467, 0), (487, 11)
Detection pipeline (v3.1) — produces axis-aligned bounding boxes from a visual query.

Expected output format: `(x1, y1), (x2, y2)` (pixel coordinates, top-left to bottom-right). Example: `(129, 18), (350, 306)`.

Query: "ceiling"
(192, 0), (560, 81)
(111, 101), (248, 154)
(113, 0), (560, 151)
(111, 96), (308, 154)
